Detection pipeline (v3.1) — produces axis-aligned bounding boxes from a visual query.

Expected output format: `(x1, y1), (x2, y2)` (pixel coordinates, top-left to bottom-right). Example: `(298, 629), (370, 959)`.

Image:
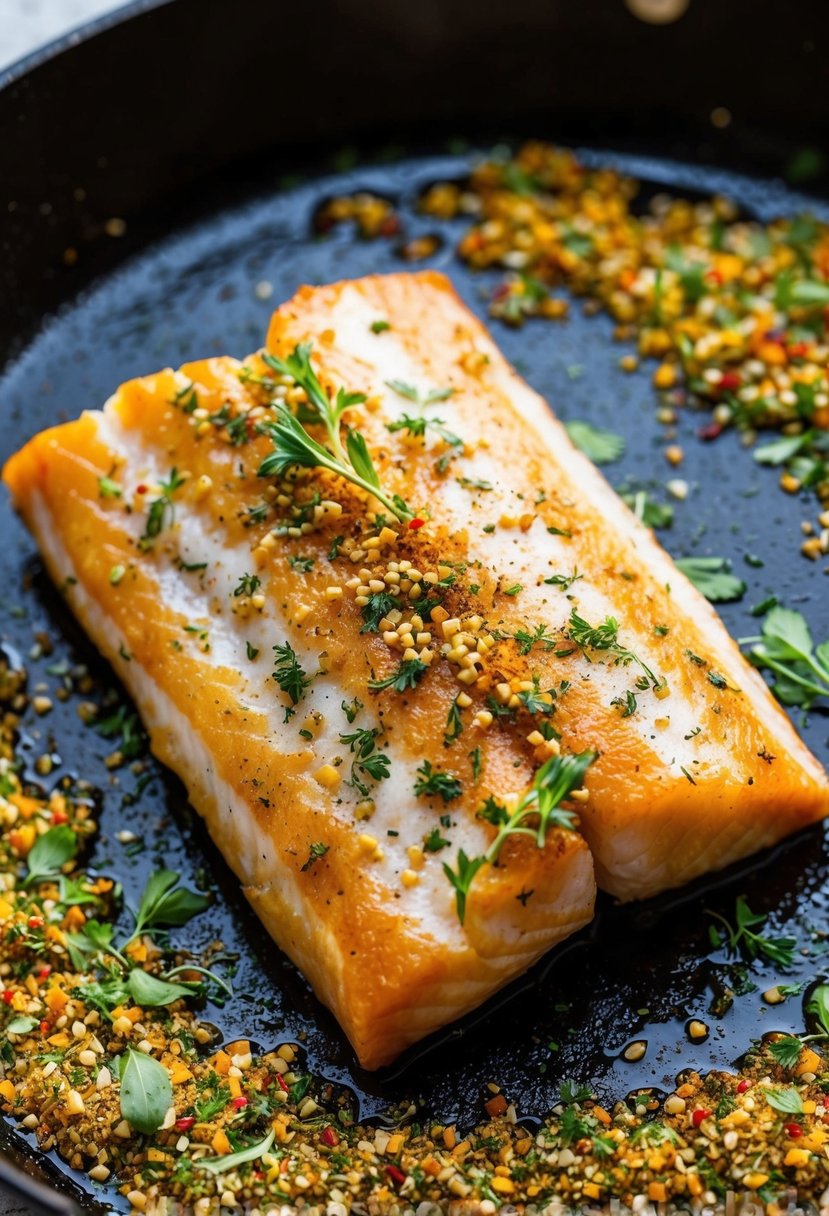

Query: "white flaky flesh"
(4, 270), (828, 1068)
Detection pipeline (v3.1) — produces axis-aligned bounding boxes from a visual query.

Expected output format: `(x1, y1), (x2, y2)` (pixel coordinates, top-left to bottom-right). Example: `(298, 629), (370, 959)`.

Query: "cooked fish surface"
(4, 270), (827, 1067)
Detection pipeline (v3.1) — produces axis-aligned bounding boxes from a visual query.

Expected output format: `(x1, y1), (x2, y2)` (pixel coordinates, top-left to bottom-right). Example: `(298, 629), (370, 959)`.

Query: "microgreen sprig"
(258, 342), (412, 522)
(443, 750), (595, 923)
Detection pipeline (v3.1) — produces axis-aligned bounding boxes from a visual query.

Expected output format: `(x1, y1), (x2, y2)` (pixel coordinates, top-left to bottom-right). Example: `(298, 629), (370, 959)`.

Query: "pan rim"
(0, 0), (170, 92)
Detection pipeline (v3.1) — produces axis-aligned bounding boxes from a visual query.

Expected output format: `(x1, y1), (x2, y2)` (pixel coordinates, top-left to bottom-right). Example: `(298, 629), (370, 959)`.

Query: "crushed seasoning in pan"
(0, 648), (828, 1212)
(331, 142), (829, 558)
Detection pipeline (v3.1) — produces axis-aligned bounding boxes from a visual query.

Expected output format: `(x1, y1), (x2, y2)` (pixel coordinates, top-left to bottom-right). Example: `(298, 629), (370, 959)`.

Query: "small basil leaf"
(119, 1047), (173, 1135)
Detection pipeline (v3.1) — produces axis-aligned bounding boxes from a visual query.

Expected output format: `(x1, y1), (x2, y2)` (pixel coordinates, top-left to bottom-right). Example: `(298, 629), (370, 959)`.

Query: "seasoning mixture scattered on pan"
(330, 141), (829, 558)
(0, 649), (828, 1212)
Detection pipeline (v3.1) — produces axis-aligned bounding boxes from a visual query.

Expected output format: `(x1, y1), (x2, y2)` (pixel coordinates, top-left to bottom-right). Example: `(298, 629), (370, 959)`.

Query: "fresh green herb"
(287, 555), (314, 574)
(444, 750), (595, 922)
(233, 572), (261, 598)
(740, 605), (829, 709)
(98, 475), (122, 499)
(568, 609), (662, 688)
(360, 591), (399, 633)
(386, 380), (454, 406)
(341, 697), (363, 724)
(768, 1036), (804, 1069)
(564, 420), (625, 465)
(368, 658), (428, 693)
(172, 382), (199, 413)
(675, 556), (746, 603)
(196, 1129), (275, 1174)
(516, 677), (556, 716)
(120, 1047), (174, 1135)
(423, 827), (451, 853)
(258, 343), (411, 521)
(127, 969), (198, 1008)
(707, 896), (796, 970)
(370, 319), (390, 334)
(444, 699), (464, 745)
(510, 623), (556, 655)
(195, 1085), (231, 1122)
(6, 1015), (38, 1035)
(807, 984), (829, 1035)
(503, 584), (523, 597)
(339, 727), (391, 796)
(272, 641), (312, 707)
(128, 869), (210, 944)
(301, 842), (330, 872)
(246, 642), (259, 660)
(559, 1080), (594, 1106)
(611, 690), (638, 717)
(469, 747), (482, 782)
(328, 535), (344, 561)
(414, 761), (462, 803)
(622, 489), (674, 529)
(544, 568), (583, 591)
(387, 413), (463, 449)
(762, 1086), (804, 1115)
(96, 705), (145, 759)
(24, 826), (78, 885)
(139, 468), (186, 549)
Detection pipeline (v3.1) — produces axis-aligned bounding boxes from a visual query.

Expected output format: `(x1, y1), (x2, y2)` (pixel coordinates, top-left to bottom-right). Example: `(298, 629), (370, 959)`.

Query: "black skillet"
(3, 1), (829, 1210)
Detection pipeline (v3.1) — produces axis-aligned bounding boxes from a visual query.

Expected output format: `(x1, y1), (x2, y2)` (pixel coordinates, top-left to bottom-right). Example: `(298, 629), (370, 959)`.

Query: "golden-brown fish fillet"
(4, 270), (827, 1068)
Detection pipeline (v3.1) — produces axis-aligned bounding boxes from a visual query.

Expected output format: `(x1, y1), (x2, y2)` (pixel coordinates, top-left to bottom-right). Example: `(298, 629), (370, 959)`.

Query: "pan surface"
(2, 2), (829, 1209)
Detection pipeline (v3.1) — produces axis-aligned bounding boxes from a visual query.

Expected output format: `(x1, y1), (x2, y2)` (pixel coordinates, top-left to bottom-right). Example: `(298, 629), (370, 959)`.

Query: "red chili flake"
(2, 991), (13, 1005)
(698, 422), (723, 441)
(408, 517), (425, 531)
(37, 966), (51, 979)
(785, 1122), (802, 1138)
(718, 371), (741, 391)
(386, 1165), (407, 1188)
(492, 282), (511, 301)
(379, 215), (401, 238)
(787, 342), (810, 359)
(174, 1116), (195, 1133)
(136, 484), (148, 495)
(692, 1108), (712, 1127)
(320, 1126), (339, 1147)
(51, 809), (68, 825)
(705, 269), (724, 286)
(27, 916), (43, 930)
(39, 1020), (50, 1035)
(737, 1079), (751, 1093)
(276, 1074), (289, 1093)
(232, 1096), (248, 1109)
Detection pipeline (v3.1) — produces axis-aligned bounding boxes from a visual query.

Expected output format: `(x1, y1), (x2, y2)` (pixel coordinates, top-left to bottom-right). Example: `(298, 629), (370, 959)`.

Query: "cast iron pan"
(2, 1), (829, 1210)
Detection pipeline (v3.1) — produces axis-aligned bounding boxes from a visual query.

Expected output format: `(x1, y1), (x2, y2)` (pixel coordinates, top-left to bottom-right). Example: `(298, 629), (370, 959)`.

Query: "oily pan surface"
(0, 148), (828, 1206)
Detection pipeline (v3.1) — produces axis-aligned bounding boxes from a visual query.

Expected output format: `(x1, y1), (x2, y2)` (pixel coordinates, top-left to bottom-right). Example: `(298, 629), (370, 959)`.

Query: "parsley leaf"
(414, 761), (463, 803)
(740, 605), (829, 709)
(564, 420), (625, 465)
(675, 556), (746, 603)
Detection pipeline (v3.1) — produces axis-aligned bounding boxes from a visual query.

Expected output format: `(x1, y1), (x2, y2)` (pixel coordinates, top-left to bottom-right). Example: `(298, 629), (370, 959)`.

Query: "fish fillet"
(4, 270), (828, 1068)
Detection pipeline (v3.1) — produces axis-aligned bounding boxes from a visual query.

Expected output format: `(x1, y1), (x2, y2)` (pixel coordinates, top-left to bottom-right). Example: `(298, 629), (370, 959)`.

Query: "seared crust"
(3, 270), (827, 1066)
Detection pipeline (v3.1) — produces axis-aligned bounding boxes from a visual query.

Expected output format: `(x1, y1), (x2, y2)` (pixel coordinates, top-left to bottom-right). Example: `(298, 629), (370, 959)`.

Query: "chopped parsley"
(414, 761), (462, 803)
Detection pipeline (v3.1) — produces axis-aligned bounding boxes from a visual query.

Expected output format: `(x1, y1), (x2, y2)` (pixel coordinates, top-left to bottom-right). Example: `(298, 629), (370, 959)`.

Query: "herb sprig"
(740, 605), (829, 709)
(707, 896), (797, 970)
(443, 750), (595, 923)
(258, 343), (411, 521)
(568, 609), (662, 689)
